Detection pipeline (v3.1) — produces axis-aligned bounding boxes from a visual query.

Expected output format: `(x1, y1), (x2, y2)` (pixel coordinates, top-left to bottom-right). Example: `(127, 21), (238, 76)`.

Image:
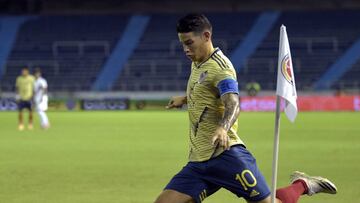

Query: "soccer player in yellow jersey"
(15, 67), (35, 130)
(154, 14), (337, 203)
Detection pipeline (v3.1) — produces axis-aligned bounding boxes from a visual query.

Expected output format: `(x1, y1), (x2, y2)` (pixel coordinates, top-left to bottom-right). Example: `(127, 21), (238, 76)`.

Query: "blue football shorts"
(18, 100), (32, 111)
(164, 145), (271, 202)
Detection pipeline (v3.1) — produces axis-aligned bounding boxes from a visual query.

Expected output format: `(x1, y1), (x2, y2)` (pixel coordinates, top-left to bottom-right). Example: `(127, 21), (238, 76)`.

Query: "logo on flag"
(281, 54), (293, 85)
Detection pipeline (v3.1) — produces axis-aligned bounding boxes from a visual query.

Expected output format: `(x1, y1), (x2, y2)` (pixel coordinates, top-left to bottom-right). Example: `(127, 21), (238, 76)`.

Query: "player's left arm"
(212, 93), (240, 150)
(211, 77), (240, 150)
(219, 93), (240, 131)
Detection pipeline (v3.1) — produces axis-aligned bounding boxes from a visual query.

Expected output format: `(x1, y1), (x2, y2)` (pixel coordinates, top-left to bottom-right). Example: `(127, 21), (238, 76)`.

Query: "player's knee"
(153, 196), (162, 203)
(154, 190), (195, 203)
(154, 191), (172, 203)
(154, 193), (171, 203)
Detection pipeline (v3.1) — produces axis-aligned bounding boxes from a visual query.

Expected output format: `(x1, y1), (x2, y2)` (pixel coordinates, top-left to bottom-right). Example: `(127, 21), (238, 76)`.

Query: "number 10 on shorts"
(235, 170), (258, 191)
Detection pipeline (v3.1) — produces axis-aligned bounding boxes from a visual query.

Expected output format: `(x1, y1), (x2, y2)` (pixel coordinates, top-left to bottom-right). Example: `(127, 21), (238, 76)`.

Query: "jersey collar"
(195, 47), (220, 68)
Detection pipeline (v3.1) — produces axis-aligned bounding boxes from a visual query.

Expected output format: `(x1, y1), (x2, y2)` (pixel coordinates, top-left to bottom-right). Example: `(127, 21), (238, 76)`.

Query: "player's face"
(178, 31), (209, 62)
(21, 69), (29, 76)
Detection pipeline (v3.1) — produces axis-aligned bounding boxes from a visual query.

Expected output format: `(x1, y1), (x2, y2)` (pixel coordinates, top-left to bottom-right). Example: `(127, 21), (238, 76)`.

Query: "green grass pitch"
(0, 111), (359, 203)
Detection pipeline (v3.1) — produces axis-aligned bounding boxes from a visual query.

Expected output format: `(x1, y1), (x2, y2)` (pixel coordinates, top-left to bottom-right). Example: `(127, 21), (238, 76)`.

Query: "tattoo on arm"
(219, 93), (240, 131)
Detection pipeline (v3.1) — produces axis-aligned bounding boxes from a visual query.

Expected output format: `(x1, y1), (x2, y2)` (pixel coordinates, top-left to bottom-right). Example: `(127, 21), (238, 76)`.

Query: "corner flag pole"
(270, 95), (281, 203)
(271, 25), (298, 203)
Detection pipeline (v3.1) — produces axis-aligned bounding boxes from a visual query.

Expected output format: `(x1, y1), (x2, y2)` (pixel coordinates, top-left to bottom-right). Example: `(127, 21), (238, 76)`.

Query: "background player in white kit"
(34, 68), (50, 129)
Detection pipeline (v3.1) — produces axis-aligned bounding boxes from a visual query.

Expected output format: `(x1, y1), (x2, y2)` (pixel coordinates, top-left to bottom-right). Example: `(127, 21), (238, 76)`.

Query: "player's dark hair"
(176, 13), (212, 34)
(34, 67), (41, 74)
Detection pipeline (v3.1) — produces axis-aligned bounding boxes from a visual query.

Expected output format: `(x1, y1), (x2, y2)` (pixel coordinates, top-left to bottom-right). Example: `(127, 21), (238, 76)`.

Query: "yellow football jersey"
(16, 75), (35, 101)
(186, 48), (244, 162)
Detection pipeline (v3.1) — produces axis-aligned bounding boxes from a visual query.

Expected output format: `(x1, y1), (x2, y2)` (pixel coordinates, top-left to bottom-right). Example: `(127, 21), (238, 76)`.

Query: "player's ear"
(203, 31), (211, 41)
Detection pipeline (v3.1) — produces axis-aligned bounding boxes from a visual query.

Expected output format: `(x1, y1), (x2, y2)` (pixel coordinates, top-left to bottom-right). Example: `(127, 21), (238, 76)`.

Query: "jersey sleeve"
(213, 68), (239, 96)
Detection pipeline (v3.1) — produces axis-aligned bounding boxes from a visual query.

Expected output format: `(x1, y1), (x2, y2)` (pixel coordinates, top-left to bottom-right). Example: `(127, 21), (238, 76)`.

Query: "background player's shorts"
(18, 100), (32, 111)
(164, 145), (270, 203)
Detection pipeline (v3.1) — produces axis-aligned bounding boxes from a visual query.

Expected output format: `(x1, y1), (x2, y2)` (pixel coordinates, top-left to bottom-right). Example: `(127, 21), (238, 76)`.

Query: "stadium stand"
(114, 13), (259, 91)
(0, 15), (128, 91)
(239, 11), (360, 90)
(337, 60), (360, 89)
(0, 11), (360, 92)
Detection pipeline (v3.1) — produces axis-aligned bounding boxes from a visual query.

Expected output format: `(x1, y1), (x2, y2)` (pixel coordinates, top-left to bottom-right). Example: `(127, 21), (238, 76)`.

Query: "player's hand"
(211, 126), (231, 150)
(166, 96), (186, 109)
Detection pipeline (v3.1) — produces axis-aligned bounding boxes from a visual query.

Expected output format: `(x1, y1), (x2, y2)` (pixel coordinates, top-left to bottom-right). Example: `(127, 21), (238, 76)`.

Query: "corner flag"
(271, 25), (298, 203)
(276, 25), (298, 122)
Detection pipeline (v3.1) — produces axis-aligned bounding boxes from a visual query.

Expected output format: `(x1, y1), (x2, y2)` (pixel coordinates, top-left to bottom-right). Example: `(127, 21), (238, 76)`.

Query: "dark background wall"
(1, 0), (360, 14)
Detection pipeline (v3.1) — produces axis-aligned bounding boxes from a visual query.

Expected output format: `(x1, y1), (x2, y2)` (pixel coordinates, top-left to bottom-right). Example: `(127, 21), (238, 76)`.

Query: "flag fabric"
(276, 25), (298, 122)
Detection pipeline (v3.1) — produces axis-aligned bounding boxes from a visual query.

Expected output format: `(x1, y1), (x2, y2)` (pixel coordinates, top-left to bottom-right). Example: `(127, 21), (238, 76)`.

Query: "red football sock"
(276, 180), (308, 203)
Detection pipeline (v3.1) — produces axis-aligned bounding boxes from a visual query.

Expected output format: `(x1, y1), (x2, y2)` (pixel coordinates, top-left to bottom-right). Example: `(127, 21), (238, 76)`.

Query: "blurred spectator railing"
(52, 41), (110, 57)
